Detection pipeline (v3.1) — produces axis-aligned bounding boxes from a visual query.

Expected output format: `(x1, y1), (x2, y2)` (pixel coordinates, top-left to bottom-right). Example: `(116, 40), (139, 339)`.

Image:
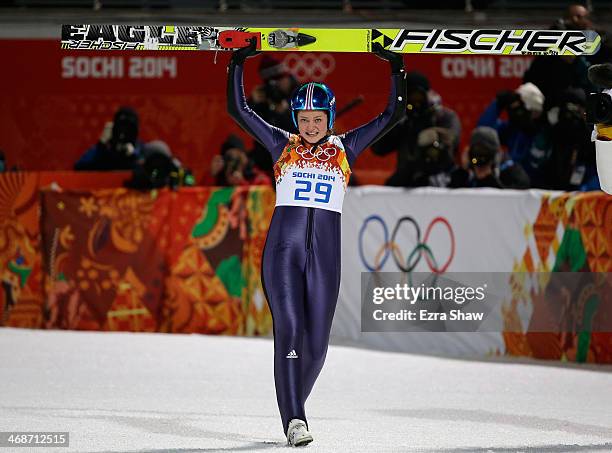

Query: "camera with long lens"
(417, 128), (453, 175)
(550, 91), (588, 142)
(586, 93), (612, 124)
(126, 141), (194, 190)
(223, 150), (254, 181)
(110, 107), (139, 155)
(588, 63), (612, 195)
(507, 102), (531, 130)
(586, 63), (612, 125)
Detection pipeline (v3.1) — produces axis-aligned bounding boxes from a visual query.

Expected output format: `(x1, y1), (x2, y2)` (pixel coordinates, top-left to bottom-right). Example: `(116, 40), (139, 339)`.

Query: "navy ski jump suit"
(228, 56), (406, 435)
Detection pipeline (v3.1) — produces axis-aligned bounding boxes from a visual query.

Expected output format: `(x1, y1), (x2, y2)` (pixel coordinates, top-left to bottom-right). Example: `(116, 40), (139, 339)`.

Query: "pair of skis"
(61, 25), (601, 56)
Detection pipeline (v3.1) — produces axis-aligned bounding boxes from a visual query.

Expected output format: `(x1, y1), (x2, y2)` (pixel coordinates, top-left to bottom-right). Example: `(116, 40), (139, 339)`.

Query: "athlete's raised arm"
(340, 43), (407, 165)
(227, 40), (289, 161)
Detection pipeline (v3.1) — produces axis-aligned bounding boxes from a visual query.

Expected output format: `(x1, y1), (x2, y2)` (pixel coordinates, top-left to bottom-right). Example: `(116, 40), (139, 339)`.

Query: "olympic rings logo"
(296, 144), (337, 161)
(283, 53), (336, 82)
(358, 215), (455, 273)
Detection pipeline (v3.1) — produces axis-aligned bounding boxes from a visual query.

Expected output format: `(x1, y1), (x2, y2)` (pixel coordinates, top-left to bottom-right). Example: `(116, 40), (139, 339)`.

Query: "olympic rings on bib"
(296, 144), (338, 161)
(358, 215), (455, 274)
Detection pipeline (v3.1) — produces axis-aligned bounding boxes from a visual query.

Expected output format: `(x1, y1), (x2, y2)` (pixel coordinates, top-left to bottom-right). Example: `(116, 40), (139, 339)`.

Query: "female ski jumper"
(227, 44), (406, 435)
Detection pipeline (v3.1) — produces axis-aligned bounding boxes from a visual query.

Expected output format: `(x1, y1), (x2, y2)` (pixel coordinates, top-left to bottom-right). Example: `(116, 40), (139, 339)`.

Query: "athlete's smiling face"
(297, 110), (328, 145)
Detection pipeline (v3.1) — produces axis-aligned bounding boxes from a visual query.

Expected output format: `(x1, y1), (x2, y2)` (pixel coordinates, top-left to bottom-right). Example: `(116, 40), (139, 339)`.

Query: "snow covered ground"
(2, 328), (612, 453)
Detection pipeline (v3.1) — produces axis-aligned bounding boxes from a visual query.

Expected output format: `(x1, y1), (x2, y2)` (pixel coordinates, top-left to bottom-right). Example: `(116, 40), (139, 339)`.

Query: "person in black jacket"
(74, 107), (144, 171)
(372, 71), (461, 187)
(450, 126), (530, 189)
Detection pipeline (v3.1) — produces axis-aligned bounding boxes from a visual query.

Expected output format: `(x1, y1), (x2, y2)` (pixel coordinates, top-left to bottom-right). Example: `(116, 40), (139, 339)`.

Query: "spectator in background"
(250, 54), (297, 131)
(552, 3), (612, 66)
(211, 134), (271, 187)
(450, 127), (530, 189)
(403, 127), (456, 187)
(523, 3), (607, 109)
(523, 53), (592, 111)
(125, 140), (194, 190)
(248, 55), (298, 177)
(465, 127), (503, 188)
(542, 88), (599, 191)
(210, 134), (243, 184)
(553, 3), (592, 31)
(74, 106), (144, 171)
(478, 82), (550, 186)
(372, 71), (461, 187)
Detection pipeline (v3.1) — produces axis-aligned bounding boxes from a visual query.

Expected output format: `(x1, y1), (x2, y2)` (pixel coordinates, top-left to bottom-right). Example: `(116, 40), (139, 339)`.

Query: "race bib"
(275, 166), (346, 212)
(274, 135), (351, 213)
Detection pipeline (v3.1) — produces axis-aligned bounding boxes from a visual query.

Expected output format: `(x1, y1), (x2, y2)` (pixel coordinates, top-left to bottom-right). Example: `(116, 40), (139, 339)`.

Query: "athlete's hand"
(230, 38), (261, 66)
(372, 42), (404, 74)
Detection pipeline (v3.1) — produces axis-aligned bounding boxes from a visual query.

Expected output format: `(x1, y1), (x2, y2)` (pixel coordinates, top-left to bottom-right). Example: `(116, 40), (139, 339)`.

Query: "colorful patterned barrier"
(504, 191), (612, 363)
(1, 172), (274, 335)
(0, 171), (130, 328)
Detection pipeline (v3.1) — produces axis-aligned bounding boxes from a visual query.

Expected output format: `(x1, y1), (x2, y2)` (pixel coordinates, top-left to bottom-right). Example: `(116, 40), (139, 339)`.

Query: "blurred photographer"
(248, 55), (298, 177)
(450, 127), (530, 189)
(251, 55), (297, 126)
(523, 4), (612, 111)
(552, 4), (612, 66)
(553, 4), (592, 31)
(523, 54), (592, 111)
(588, 63), (612, 194)
(125, 140), (194, 190)
(74, 106), (144, 171)
(372, 71), (461, 187)
(542, 88), (599, 191)
(478, 82), (551, 186)
(211, 134), (271, 187)
(465, 127), (503, 188)
(404, 127), (456, 187)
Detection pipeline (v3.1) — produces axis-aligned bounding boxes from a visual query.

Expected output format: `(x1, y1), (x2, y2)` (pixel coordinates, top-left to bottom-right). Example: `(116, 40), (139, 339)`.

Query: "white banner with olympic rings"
(332, 186), (547, 358)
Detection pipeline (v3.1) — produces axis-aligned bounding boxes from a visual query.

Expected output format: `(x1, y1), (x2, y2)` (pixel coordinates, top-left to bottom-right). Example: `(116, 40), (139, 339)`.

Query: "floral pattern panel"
(39, 186), (274, 335)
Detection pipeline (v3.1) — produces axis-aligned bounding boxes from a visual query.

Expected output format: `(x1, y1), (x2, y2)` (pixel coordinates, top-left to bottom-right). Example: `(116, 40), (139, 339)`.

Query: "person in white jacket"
(589, 64), (612, 194)
(595, 99), (612, 194)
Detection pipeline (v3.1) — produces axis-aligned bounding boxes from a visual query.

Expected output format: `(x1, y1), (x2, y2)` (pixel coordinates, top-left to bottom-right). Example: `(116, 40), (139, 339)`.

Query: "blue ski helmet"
(291, 82), (336, 130)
